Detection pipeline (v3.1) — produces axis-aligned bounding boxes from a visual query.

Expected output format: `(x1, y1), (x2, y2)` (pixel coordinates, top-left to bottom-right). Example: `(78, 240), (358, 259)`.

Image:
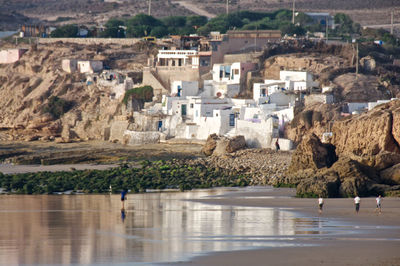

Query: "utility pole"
(326, 16), (328, 43)
(356, 42), (359, 80)
(226, 0), (229, 15)
(254, 26), (257, 53)
(292, 0), (295, 24)
(148, 0), (151, 16)
(391, 10), (394, 35)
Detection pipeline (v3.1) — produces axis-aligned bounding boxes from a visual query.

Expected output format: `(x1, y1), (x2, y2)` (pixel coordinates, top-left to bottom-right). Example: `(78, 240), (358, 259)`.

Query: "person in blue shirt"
(121, 189), (127, 209)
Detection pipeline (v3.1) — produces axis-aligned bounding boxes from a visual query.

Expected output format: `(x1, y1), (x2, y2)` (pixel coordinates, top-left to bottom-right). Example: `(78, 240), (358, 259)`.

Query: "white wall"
(368, 100), (392, 111)
(77, 60), (103, 73)
(196, 109), (234, 139)
(347, 102), (368, 113)
(0, 49), (26, 64)
(171, 80), (199, 97)
(234, 117), (278, 148)
(61, 59), (77, 73)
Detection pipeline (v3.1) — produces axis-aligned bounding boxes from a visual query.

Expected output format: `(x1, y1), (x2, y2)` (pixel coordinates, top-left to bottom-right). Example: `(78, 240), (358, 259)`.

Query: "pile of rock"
(190, 147), (292, 185)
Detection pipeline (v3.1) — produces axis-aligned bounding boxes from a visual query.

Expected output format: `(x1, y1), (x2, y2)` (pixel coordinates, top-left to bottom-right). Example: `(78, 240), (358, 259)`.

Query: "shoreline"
(0, 163), (119, 175)
(172, 187), (400, 266)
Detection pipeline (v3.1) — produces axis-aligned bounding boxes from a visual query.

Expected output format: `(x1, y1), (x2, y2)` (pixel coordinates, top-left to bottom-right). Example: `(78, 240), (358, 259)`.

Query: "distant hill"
(0, 0), (398, 31)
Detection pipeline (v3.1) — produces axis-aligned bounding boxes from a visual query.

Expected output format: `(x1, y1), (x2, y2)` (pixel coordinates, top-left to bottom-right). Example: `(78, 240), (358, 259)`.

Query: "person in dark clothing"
(275, 139), (280, 151)
(121, 190), (127, 209)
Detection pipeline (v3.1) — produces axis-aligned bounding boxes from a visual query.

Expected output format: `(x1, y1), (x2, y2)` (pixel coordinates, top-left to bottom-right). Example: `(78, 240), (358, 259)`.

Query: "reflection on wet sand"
(0, 188), (323, 265)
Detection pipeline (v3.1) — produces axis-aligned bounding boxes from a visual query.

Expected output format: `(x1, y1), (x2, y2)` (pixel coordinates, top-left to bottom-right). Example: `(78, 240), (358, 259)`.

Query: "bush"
(42, 96), (74, 119)
(122, 86), (154, 105)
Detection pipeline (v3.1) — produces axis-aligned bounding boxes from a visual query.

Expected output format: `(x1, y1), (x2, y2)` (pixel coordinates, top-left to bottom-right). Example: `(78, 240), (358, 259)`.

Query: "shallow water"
(0, 187), (373, 265)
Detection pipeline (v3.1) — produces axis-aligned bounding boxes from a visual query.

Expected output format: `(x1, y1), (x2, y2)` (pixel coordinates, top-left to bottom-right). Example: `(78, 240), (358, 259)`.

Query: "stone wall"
(305, 94), (334, 106)
(109, 120), (129, 142)
(123, 130), (160, 145)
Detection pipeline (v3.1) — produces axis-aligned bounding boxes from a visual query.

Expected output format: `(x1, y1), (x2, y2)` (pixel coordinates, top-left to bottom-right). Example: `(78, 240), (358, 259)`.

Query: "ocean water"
(0, 187), (368, 265)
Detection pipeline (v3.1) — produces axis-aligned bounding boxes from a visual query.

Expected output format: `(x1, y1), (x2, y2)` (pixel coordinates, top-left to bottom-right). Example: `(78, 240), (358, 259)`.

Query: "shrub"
(42, 96), (74, 119)
(122, 86), (153, 105)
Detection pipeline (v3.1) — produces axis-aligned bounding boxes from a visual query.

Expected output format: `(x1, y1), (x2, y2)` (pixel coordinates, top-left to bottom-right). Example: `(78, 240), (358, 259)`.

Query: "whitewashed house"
(202, 62), (256, 98)
(171, 81), (199, 97)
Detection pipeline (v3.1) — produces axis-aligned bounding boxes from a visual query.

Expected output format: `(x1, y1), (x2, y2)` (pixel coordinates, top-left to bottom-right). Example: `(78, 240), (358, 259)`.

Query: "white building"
(77, 60), (103, 74)
(157, 50), (198, 67)
(62, 59), (103, 74)
(171, 81), (199, 97)
(279, 70), (319, 91)
(202, 62), (256, 98)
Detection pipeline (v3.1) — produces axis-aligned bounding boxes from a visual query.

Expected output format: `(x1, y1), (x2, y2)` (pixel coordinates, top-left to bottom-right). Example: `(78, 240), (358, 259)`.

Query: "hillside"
(0, 41), (151, 141)
(0, 0), (398, 31)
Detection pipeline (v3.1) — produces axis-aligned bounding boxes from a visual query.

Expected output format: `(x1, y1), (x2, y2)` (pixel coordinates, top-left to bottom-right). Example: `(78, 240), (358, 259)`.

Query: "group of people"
(318, 195), (383, 214)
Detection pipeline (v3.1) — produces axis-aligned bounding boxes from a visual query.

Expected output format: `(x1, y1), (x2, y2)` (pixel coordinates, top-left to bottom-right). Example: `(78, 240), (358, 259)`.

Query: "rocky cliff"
(281, 100), (400, 197)
(0, 42), (147, 141)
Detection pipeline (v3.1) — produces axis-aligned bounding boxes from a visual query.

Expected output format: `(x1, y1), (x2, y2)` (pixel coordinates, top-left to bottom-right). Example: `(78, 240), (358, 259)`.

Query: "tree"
(150, 26), (169, 38)
(334, 13), (359, 35)
(50, 24), (78, 37)
(126, 14), (162, 37)
(186, 16), (208, 29)
(295, 12), (313, 26)
(162, 16), (186, 28)
(100, 18), (126, 38)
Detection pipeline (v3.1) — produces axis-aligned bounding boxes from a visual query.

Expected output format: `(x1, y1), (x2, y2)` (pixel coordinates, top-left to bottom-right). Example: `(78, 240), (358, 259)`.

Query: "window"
(190, 103), (194, 108)
(229, 114), (235, 126)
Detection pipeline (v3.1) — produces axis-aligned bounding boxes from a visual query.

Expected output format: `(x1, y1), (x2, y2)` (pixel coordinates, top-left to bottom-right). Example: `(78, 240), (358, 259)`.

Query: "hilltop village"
(1, 18), (400, 197)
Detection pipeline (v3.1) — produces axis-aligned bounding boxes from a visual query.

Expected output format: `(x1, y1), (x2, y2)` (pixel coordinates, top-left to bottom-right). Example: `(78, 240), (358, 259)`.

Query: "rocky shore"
(184, 149), (292, 186)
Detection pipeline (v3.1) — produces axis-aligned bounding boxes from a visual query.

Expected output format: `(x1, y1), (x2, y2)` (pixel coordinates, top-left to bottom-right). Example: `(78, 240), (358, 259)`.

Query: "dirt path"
(172, 1), (216, 19)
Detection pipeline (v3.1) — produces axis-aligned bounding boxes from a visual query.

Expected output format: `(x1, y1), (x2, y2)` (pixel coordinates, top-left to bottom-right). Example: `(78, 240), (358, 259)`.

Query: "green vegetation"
(50, 24), (79, 38)
(99, 18), (125, 38)
(0, 160), (251, 194)
(42, 96), (74, 119)
(47, 10), (398, 47)
(273, 183), (296, 188)
(122, 85), (154, 105)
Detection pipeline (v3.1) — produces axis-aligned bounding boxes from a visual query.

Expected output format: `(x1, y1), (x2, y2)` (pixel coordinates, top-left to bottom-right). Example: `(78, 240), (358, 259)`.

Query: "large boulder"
(288, 133), (337, 173)
(331, 157), (379, 197)
(296, 171), (340, 198)
(380, 163), (400, 185)
(202, 134), (246, 156)
(202, 133), (219, 156)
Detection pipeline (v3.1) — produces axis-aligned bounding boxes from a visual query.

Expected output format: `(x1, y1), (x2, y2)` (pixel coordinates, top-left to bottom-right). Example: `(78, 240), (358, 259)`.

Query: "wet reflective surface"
(0, 187), (377, 265)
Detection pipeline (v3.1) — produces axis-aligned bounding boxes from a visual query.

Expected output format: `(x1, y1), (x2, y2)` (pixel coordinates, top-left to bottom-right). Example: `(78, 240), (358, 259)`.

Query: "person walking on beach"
(354, 195), (361, 214)
(318, 197), (324, 214)
(376, 195), (382, 214)
(121, 189), (128, 209)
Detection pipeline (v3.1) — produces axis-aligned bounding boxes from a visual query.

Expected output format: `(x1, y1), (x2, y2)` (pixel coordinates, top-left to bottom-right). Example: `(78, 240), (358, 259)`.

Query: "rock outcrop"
(283, 100), (400, 197)
(288, 133), (337, 173)
(202, 134), (246, 156)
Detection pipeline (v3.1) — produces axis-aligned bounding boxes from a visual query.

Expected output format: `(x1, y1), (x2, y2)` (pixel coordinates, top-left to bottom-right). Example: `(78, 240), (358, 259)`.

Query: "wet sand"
(177, 188), (400, 266)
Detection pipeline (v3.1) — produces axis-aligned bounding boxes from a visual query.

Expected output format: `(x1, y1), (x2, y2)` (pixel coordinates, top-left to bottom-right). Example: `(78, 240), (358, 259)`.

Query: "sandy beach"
(175, 188), (400, 266)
